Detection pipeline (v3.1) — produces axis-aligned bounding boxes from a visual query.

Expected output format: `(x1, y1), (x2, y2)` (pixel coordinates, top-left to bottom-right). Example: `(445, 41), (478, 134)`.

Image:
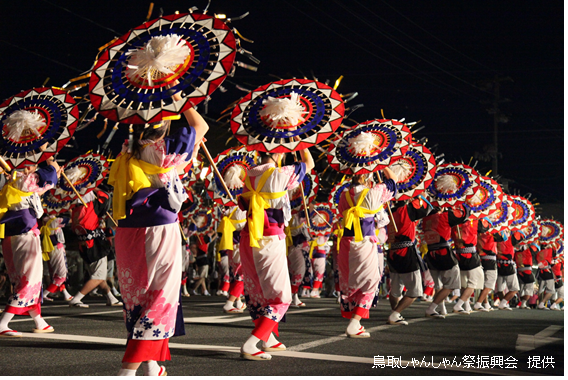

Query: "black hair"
(130, 120), (171, 159)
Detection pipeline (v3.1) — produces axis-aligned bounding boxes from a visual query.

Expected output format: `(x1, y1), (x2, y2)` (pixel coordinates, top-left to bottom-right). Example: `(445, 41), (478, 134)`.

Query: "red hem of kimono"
(229, 281), (244, 298)
(335, 283), (340, 292)
(424, 286), (434, 296)
(122, 338), (171, 363)
(341, 307), (369, 320)
(251, 316), (278, 342)
(313, 281), (323, 289)
(46, 284), (65, 293)
(291, 285), (299, 294)
(5, 303), (40, 316)
(220, 282), (231, 292)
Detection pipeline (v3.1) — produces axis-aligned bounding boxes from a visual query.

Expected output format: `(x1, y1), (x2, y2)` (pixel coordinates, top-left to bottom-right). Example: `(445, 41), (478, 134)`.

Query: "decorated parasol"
(327, 119), (412, 176)
(288, 169), (319, 210)
(309, 203), (334, 236)
(192, 206), (218, 236)
(204, 145), (257, 207)
(426, 163), (481, 208)
(230, 78), (345, 153)
(386, 141), (436, 201)
(329, 180), (351, 215)
(465, 176), (504, 218)
(508, 195), (535, 232)
(539, 219), (564, 245)
(42, 190), (73, 216)
(487, 194), (514, 233)
(52, 153), (109, 201)
(0, 87), (79, 169)
(522, 219), (541, 245)
(89, 11), (238, 125)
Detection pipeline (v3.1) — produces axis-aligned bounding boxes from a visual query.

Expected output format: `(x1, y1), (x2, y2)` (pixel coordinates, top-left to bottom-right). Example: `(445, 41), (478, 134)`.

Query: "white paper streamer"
(348, 132), (377, 155)
(4, 110), (45, 141)
(260, 92), (306, 128)
(223, 165), (244, 189)
(436, 174), (458, 194)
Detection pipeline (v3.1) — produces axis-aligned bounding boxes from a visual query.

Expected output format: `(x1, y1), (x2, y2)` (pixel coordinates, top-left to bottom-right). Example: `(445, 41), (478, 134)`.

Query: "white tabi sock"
(483, 302), (491, 309)
(106, 291), (119, 304)
(182, 284), (189, 295)
(117, 368), (137, 376)
(0, 311), (15, 331)
(112, 287), (120, 296)
(235, 298), (244, 309)
(426, 302), (438, 315)
(43, 289), (51, 298)
(292, 293), (301, 304)
(439, 301), (448, 315)
(142, 361), (164, 376)
(454, 299), (465, 311)
(29, 310), (49, 330)
(70, 292), (85, 304)
(223, 300), (235, 311)
(474, 302), (483, 309)
(538, 302), (545, 308)
(242, 334), (262, 354)
(388, 311), (401, 322)
(263, 332), (285, 349)
(464, 301), (472, 312)
(346, 318), (362, 335)
(521, 300), (527, 308)
(62, 289), (73, 300)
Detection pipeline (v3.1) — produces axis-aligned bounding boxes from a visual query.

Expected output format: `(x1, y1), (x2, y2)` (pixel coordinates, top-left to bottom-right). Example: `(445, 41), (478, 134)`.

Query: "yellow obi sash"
(343, 188), (383, 242)
(217, 208), (247, 251)
(240, 167), (287, 248)
(108, 153), (175, 221)
(332, 226), (344, 251)
(40, 218), (57, 260)
(0, 183), (33, 239)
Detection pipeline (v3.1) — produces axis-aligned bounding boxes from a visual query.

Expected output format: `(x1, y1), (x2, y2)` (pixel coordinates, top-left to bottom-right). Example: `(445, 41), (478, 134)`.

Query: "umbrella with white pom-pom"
(327, 119), (412, 175)
(0, 87), (79, 169)
(309, 202), (335, 236)
(486, 194), (515, 234)
(230, 78), (345, 153)
(507, 194), (535, 231)
(387, 141), (437, 201)
(204, 145), (258, 207)
(89, 11), (241, 125)
(464, 175), (504, 218)
(52, 152), (109, 202)
(539, 219), (563, 245)
(42, 189), (73, 216)
(426, 162), (482, 208)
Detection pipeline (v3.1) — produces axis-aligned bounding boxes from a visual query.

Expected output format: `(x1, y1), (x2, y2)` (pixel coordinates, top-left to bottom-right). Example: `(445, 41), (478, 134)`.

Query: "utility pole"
(480, 76), (513, 176)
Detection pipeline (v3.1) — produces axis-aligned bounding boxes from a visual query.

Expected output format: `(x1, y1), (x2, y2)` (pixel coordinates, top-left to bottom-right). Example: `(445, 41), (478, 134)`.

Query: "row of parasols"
(0, 7), (563, 247)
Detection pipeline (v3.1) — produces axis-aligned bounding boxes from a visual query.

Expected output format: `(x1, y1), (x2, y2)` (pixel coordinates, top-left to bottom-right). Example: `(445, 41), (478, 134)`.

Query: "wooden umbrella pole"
(0, 156), (12, 173)
(290, 148), (311, 228)
(374, 171), (398, 233)
(61, 171), (118, 226)
(199, 141), (235, 203)
(312, 208), (333, 229)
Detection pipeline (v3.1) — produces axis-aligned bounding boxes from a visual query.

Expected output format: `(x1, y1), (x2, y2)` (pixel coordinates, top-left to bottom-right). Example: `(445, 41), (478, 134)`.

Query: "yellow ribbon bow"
(0, 183), (33, 239)
(308, 239), (319, 259)
(217, 208), (247, 251)
(333, 226), (344, 251)
(108, 153), (175, 220)
(342, 188), (383, 242)
(240, 167), (287, 248)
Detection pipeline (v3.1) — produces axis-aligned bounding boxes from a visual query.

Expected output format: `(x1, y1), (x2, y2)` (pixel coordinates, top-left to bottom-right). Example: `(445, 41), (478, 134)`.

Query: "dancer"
(69, 190), (122, 308)
(0, 157), (59, 336)
(286, 208), (310, 307)
(386, 195), (433, 325)
(422, 204), (470, 318)
(450, 215), (486, 314)
(536, 241), (557, 310)
(515, 242), (538, 309)
(474, 218), (498, 310)
(40, 215), (73, 301)
(493, 229), (523, 310)
(337, 169), (397, 338)
(109, 102), (209, 375)
(218, 205), (247, 313)
(238, 144), (314, 360)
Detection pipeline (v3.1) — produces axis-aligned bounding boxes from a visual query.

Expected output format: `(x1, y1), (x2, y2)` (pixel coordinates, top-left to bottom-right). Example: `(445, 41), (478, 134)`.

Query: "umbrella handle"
(61, 171), (118, 227)
(374, 172), (398, 233)
(290, 149), (311, 228)
(0, 156), (12, 173)
(312, 208), (333, 229)
(199, 141), (235, 203)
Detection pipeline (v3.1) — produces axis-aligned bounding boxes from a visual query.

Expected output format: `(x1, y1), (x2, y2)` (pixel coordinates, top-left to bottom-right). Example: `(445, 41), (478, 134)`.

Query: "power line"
(331, 0), (493, 96)
(0, 39), (82, 73)
(283, 0), (478, 99)
(380, 0), (497, 74)
(40, 0), (122, 36)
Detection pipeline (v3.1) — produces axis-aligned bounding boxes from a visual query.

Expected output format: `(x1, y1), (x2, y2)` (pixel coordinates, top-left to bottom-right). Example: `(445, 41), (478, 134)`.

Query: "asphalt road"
(0, 295), (563, 376)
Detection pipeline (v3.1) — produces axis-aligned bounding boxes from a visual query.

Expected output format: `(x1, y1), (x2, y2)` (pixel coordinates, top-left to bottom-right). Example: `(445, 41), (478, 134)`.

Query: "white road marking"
(10, 310), (123, 323)
(18, 332), (534, 375)
(515, 325), (563, 352)
(184, 308), (334, 324)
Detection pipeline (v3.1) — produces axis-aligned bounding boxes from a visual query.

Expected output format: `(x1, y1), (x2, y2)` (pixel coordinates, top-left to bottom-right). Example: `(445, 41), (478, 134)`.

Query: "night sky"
(0, 1), (563, 217)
